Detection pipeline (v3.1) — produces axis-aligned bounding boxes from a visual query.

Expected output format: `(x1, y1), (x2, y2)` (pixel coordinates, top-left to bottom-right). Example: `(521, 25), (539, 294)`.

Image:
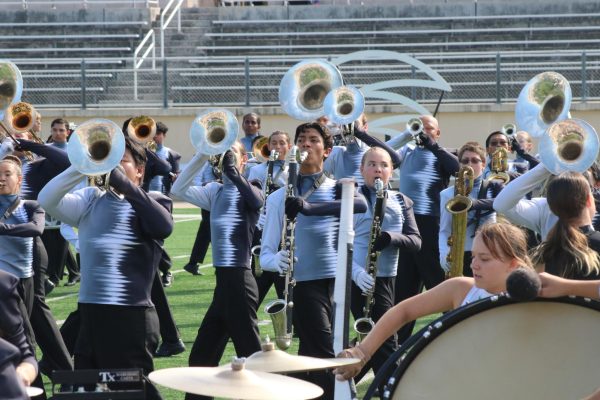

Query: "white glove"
(354, 270), (375, 295)
(0, 140), (15, 158)
(275, 249), (291, 274)
(256, 212), (266, 231)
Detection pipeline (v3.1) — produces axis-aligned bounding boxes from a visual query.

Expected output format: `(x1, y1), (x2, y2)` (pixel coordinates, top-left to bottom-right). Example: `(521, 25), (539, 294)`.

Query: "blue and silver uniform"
(353, 186), (421, 278)
(247, 160), (288, 189)
(172, 153), (263, 269)
(398, 144), (457, 216)
(260, 173), (368, 281)
(0, 198), (44, 279)
(324, 140), (369, 185)
(439, 175), (496, 271)
(149, 145), (173, 193)
(39, 166), (173, 307)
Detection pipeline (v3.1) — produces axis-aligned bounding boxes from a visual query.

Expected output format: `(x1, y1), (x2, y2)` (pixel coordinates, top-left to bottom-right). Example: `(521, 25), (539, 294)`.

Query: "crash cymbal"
(26, 386), (44, 397)
(230, 341), (361, 373)
(149, 358), (323, 400)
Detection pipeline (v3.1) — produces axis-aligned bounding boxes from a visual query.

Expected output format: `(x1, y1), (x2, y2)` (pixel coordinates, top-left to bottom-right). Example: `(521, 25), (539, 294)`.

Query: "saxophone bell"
(264, 299), (292, 351)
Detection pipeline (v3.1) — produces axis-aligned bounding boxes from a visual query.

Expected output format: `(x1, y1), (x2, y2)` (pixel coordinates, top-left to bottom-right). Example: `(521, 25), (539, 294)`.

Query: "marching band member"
(0, 269), (38, 395)
(0, 156), (45, 318)
(439, 142), (500, 276)
(3, 136), (75, 381)
(247, 130), (292, 302)
(529, 172), (600, 280)
(121, 118), (186, 357)
(482, 130), (526, 179)
(239, 112), (262, 154)
(171, 141), (263, 400)
(387, 115), (460, 344)
(323, 114), (400, 185)
(39, 137), (173, 400)
(335, 222), (533, 380)
(511, 130), (539, 172)
(181, 160), (219, 276)
(260, 122), (367, 399)
(350, 147), (421, 382)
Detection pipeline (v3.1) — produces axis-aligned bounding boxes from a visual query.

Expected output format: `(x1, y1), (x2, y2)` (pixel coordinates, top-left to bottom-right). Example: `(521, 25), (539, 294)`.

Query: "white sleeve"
(259, 189), (285, 271)
(171, 153), (211, 207)
(38, 166), (96, 227)
(493, 163), (553, 235)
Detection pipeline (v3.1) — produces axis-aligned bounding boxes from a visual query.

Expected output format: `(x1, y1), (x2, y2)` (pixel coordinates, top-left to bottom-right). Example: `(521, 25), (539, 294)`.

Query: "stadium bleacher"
(2, 0), (600, 108)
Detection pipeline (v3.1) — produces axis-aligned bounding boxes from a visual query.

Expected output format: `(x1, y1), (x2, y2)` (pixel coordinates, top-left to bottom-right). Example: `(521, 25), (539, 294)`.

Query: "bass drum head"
(389, 297), (600, 400)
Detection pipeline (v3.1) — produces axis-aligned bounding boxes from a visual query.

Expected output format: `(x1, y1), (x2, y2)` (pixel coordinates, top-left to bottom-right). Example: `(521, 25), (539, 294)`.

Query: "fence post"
(495, 52), (501, 104)
(81, 59), (87, 110)
(411, 64), (416, 100)
(581, 51), (588, 103)
(245, 57), (250, 107)
(163, 58), (168, 109)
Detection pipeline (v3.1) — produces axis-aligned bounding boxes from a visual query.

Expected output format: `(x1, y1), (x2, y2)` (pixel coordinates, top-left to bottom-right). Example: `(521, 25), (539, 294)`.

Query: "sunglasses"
(460, 157), (483, 165)
(489, 140), (508, 146)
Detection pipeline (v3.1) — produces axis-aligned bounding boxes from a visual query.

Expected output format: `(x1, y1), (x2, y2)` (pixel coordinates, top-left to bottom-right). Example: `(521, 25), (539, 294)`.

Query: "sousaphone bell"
(538, 118), (599, 174)
(279, 59), (343, 121)
(515, 71), (572, 138)
(67, 118), (126, 177)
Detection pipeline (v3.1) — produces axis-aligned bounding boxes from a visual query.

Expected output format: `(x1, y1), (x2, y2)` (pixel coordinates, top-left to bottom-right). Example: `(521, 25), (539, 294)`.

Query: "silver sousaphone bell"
(515, 71), (572, 138)
(279, 59), (343, 121)
(0, 60), (22, 120)
(538, 118), (599, 174)
(190, 109), (239, 156)
(67, 118), (126, 176)
(323, 85), (364, 126)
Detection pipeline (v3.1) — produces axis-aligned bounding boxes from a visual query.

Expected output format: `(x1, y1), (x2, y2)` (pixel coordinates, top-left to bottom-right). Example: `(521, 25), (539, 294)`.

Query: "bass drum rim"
(366, 295), (600, 400)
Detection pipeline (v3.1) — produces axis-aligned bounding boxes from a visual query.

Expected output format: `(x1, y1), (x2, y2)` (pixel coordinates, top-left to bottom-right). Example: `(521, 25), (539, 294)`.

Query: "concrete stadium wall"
(38, 102), (600, 162)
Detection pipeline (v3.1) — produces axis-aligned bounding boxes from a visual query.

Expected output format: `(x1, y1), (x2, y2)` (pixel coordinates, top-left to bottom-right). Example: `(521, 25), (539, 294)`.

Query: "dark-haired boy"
(260, 122), (367, 399)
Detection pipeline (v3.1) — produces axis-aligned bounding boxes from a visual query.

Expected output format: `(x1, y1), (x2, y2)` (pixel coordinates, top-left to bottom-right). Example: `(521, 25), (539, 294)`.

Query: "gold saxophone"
(486, 147), (510, 184)
(445, 165), (474, 278)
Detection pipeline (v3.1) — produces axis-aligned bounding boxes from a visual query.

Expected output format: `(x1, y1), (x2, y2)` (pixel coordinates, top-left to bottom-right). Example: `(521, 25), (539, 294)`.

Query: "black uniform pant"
(60, 272), (180, 353)
(395, 214), (445, 344)
(31, 237), (73, 373)
(350, 277), (397, 382)
(41, 229), (71, 284)
(188, 209), (211, 265)
(291, 279), (336, 400)
(186, 267), (261, 400)
(151, 272), (180, 343)
(75, 303), (162, 400)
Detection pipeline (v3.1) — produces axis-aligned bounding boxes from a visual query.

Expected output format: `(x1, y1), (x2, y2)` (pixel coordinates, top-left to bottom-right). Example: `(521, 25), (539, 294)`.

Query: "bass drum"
(367, 295), (600, 400)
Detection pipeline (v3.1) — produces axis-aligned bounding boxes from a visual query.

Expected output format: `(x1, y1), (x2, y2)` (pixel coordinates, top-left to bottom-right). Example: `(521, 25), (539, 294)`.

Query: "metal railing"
(160, 0), (184, 59)
(133, 30), (156, 100)
(6, 0), (159, 8)
(15, 51), (600, 109)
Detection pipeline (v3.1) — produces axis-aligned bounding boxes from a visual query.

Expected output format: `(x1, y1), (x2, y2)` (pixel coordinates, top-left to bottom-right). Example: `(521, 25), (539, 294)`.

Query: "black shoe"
(44, 279), (56, 295)
(162, 272), (173, 287)
(64, 275), (80, 287)
(183, 262), (204, 276)
(155, 339), (186, 357)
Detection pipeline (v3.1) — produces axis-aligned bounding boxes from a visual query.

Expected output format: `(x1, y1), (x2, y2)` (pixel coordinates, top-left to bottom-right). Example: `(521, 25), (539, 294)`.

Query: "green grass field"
(41, 208), (439, 399)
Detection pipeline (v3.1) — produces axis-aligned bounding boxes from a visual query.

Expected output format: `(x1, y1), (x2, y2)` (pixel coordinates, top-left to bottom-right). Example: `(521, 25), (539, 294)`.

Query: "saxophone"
(445, 165), (475, 278)
(486, 147), (511, 184)
(264, 145), (306, 350)
(353, 177), (386, 343)
(251, 149), (279, 278)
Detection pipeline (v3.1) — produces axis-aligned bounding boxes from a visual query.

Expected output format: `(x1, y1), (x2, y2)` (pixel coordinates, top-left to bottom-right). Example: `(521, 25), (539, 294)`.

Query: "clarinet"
(353, 177), (386, 342)
(264, 145), (306, 350)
